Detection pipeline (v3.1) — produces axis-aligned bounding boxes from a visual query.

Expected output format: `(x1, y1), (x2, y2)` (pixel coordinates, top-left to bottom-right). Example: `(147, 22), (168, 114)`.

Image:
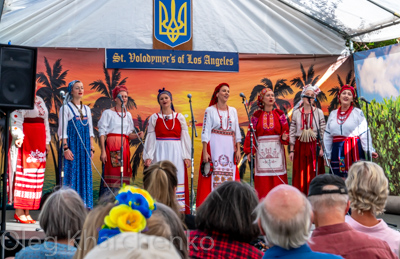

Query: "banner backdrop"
(35, 48), (358, 202)
(354, 43), (400, 195)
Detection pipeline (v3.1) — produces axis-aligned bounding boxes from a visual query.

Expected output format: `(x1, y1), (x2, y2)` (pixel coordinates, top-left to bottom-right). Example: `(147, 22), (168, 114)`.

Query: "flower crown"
(97, 185), (156, 244)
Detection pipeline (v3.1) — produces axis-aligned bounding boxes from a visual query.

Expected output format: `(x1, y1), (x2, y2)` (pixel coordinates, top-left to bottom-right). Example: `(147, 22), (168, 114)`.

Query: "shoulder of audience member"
(184, 214), (196, 230)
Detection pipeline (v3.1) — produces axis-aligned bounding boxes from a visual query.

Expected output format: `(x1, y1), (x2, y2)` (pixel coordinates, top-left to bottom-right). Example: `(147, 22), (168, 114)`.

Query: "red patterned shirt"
(188, 230), (263, 259)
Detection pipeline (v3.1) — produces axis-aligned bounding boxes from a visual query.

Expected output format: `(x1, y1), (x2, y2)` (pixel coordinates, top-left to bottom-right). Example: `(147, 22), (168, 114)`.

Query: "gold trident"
(159, 0), (187, 43)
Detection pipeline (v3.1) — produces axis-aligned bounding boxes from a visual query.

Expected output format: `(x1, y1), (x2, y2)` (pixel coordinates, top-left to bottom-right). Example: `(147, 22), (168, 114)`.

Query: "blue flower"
(97, 228), (121, 245)
(115, 191), (133, 205)
(130, 193), (152, 218)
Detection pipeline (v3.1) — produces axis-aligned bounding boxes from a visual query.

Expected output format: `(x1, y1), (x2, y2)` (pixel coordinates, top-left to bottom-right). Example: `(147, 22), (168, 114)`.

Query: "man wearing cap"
(308, 174), (397, 259)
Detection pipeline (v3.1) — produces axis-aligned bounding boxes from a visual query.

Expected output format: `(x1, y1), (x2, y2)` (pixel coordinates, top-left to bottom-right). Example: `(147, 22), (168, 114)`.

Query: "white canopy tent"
(0, 0), (399, 54)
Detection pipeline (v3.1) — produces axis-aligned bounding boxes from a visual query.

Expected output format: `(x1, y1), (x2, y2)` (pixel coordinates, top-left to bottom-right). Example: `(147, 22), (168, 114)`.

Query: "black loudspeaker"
(0, 44), (37, 110)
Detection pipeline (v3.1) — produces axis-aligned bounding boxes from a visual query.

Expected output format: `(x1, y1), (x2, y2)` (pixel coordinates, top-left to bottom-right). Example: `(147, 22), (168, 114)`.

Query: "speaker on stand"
(0, 44), (37, 258)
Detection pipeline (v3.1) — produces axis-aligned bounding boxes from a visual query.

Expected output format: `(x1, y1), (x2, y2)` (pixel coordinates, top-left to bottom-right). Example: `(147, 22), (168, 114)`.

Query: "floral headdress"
(97, 185), (156, 244)
(257, 87), (274, 109)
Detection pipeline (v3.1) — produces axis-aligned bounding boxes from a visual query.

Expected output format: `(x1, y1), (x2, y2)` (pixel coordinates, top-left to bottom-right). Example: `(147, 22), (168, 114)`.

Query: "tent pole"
(0, 0), (5, 22)
(350, 20), (400, 39)
(366, 0), (400, 18)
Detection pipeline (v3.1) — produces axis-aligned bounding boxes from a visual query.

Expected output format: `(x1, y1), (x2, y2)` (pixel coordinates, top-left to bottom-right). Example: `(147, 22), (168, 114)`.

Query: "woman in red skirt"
(244, 87), (289, 199)
(8, 95), (50, 223)
(98, 85), (143, 195)
(289, 85), (325, 194)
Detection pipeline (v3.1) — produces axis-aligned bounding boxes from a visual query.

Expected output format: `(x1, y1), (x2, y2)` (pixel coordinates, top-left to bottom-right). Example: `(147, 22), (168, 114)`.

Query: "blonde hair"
(346, 161), (389, 215)
(143, 161), (182, 219)
(73, 203), (114, 259)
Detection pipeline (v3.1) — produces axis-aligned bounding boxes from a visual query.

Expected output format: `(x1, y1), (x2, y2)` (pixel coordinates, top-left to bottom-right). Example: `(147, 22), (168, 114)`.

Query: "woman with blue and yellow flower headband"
(97, 185), (156, 244)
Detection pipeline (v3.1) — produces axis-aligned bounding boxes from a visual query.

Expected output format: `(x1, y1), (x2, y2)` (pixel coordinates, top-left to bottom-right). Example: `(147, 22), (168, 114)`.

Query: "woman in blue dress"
(58, 80), (94, 208)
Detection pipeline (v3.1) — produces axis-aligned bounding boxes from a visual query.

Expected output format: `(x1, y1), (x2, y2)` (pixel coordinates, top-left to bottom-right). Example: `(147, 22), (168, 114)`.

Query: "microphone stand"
(364, 101), (371, 161)
(241, 96), (255, 186)
(308, 98), (333, 174)
(60, 94), (66, 186)
(120, 102), (125, 187)
(188, 95), (197, 215)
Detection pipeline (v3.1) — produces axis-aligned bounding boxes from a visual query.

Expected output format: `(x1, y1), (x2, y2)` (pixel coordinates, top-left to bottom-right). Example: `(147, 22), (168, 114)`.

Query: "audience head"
(346, 161), (389, 215)
(153, 203), (188, 259)
(308, 174), (349, 224)
(39, 188), (87, 240)
(97, 185), (156, 244)
(196, 181), (260, 243)
(255, 185), (312, 250)
(143, 161), (182, 217)
(85, 232), (180, 259)
(73, 203), (114, 259)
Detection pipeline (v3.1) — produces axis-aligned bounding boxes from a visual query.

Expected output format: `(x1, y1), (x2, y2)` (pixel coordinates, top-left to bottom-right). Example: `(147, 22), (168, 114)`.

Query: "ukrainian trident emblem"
(154, 0), (192, 47)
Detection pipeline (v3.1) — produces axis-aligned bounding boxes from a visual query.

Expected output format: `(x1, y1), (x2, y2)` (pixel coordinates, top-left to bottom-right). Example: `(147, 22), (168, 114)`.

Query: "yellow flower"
(118, 209), (146, 232)
(118, 184), (138, 194)
(134, 188), (155, 210)
(104, 204), (132, 228)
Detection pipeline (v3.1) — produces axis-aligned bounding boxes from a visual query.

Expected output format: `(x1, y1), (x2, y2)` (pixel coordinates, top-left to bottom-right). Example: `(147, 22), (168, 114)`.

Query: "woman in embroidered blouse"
(58, 80), (95, 208)
(196, 83), (242, 208)
(98, 85), (143, 195)
(244, 87), (289, 199)
(323, 85), (378, 177)
(8, 94), (50, 224)
(143, 88), (191, 214)
(289, 85), (326, 194)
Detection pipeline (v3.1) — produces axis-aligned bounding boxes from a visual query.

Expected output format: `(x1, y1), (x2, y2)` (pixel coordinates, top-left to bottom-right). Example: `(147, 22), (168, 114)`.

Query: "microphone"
(187, 93), (192, 99)
(301, 94), (314, 99)
(60, 90), (65, 99)
(359, 96), (371, 104)
(117, 94), (124, 104)
(240, 93), (246, 98)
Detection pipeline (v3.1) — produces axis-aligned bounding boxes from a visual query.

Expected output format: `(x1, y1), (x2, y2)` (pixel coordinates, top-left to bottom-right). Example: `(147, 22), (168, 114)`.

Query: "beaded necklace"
(71, 101), (89, 126)
(216, 105), (231, 130)
(161, 111), (175, 131)
(337, 105), (353, 125)
(301, 107), (313, 130)
(115, 107), (127, 118)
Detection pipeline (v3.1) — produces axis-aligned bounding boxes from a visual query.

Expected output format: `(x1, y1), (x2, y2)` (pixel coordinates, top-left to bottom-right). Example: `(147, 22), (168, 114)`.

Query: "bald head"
(264, 185), (305, 222)
(255, 185), (312, 250)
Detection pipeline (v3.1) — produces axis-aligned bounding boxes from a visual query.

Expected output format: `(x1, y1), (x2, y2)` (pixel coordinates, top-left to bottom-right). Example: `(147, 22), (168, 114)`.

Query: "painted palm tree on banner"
(90, 63), (136, 143)
(248, 78), (294, 117)
(328, 70), (358, 112)
(130, 115), (149, 178)
(36, 57), (69, 184)
(290, 64), (327, 108)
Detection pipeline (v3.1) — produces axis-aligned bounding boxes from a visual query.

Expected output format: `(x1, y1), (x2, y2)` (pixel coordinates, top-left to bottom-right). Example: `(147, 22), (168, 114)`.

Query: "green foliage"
(352, 38), (399, 52)
(362, 96), (400, 195)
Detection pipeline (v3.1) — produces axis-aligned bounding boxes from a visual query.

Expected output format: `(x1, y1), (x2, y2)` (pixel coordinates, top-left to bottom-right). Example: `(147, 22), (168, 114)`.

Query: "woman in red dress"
(8, 95), (50, 223)
(143, 88), (191, 214)
(244, 87), (289, 199)
(289, 85), (326, 194)
(196, 83), (242, 208)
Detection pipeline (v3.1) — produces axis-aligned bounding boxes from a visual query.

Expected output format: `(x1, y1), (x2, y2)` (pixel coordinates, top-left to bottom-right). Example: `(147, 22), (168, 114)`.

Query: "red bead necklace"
(336, 105), (353, 125)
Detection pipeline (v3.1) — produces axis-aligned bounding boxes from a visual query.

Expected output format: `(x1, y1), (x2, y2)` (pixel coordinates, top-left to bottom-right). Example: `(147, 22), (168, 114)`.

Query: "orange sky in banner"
(36, 49), (343, 125)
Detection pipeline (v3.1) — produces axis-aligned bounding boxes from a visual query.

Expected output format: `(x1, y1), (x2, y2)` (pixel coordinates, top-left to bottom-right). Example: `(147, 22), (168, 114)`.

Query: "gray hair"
(39, 188), (87, 239)
(308, 185), (349, 214)
(254, 193), (312, 249)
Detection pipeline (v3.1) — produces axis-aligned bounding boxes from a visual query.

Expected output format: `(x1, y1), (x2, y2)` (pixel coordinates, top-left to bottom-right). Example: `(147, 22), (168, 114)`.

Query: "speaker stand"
(1, 110), (24, 258)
